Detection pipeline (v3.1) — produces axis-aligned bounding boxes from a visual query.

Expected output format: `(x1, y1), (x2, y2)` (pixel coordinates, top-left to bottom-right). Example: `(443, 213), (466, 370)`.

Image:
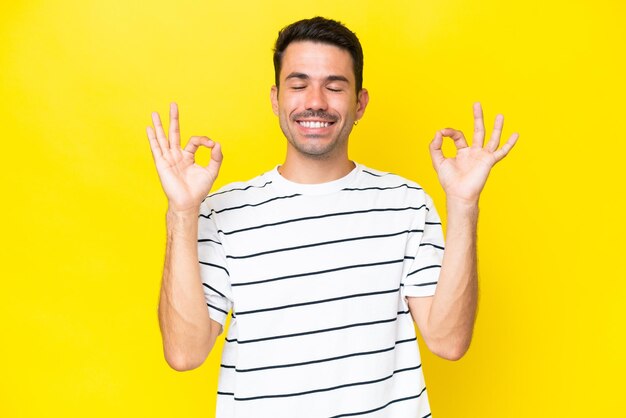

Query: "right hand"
(147, 102), (223, 213)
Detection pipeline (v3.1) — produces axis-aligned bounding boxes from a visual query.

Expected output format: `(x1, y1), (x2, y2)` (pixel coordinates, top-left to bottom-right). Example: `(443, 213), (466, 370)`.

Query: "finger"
(207, 141), (224, 179)
(473, 102), (485, 147)
(429, 131), (445, 170)
(183, 135), (214, 155)
(151, 111), (169, 152)
(493, 132), (519, 162)
(440, 128), (469, 149)
(486, 114), (504, 153)
(146, 126), (163, 160)
(169, 102), (181, 150)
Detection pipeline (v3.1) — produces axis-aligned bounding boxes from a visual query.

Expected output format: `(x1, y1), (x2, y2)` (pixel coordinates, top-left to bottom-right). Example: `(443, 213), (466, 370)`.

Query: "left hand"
(429, 102), (519, 204)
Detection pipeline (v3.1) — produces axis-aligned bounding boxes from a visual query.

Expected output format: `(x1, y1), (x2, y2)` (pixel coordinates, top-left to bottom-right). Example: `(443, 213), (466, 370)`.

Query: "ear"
(270, 85), (279, 116)
(355, 88), (369, 120)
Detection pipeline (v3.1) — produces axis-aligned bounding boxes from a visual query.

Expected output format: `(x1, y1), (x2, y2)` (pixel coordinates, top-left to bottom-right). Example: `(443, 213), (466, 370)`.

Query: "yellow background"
(1, 0), (624, 416)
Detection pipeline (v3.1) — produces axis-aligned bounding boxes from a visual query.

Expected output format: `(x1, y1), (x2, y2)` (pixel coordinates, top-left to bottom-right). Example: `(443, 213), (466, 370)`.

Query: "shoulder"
(354, 164), (441, 211)
(200, 168), (275, 213)
(356, 164), (425, 194)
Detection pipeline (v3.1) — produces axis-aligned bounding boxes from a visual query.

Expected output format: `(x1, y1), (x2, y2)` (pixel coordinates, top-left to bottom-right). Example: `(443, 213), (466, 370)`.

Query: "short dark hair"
(273, 17), (364, 95)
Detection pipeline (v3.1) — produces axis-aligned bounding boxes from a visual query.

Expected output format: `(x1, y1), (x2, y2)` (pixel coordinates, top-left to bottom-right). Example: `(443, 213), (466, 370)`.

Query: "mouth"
(296, 120), (335, 129)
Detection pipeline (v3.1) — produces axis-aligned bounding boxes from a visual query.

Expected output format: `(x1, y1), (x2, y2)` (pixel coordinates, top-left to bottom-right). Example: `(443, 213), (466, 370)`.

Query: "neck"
(279, 150), (355, 184)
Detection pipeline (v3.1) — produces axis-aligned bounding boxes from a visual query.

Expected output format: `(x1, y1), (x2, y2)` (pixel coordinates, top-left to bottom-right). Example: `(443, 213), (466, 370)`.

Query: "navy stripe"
(341, 184), (422, 192)
(207, 303), (228, 315)
(202, 283), (227, 298)
(232, 259), (405, 287)
(329, 387), (428, 418)
(199, 261), (230, 276)
(197, 238), (222, 245)
(198, 211), (214, 220)
(419, 242), (445, 250)
(406, 264), (441, 277)
(236, 287), (401, 316)
(218, 206), (427, 236)
(209, 180), (272, 197)
(217, 391), (234, 396)
(362, 169), (387, 177)
(225, 311), (410, 344)
(220, 337), (417, 373)
(411, 281), (438, 288)
(233, 365), (421, 401)
(226, 229), (424, 260)
(425, 221), (441, 225)
(200, 194), (299, 220)
(214, 193), (302, 215)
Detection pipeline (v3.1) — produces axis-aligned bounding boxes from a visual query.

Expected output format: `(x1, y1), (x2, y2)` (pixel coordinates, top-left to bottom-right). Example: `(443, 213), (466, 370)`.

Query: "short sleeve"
(401, 193), (445, 299)
(197, 200), (234, 326)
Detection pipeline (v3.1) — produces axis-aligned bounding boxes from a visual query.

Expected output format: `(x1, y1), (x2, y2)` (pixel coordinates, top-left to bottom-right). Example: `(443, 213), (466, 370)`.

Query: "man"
(147, 17), (517, 418)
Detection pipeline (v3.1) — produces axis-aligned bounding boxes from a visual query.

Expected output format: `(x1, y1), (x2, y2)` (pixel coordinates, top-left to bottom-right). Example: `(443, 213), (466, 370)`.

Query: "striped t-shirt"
(198, 163), (444, 418)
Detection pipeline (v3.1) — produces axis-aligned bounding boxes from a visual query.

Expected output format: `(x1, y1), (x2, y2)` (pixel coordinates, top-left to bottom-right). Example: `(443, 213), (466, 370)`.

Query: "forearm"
(158, 208), (215, 370)
(426, 198), (479, 359)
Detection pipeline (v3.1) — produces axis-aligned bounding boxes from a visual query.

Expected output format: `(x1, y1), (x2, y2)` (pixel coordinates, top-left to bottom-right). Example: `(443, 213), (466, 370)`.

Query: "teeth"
(299, 121), (330, 128)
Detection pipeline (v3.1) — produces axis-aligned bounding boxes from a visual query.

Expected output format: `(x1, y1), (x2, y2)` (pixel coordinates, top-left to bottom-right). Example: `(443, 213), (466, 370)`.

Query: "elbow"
(432, 343), (469, 361)
(159, 319), (220, 372)
(425, 335), (472, 361)
(163, 345), (210, 371)
(164, 351), (206, 371)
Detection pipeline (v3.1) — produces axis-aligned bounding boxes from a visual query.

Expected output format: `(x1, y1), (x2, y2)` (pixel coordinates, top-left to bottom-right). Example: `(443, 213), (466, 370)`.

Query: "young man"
(147, 17), (517, 418)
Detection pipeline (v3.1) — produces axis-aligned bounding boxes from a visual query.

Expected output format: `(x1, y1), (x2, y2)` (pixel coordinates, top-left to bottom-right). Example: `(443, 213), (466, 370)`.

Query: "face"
(271, 41), (368, 160)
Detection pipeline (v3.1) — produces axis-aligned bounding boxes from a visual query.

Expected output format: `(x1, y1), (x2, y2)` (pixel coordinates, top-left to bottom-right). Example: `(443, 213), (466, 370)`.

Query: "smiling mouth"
(297, 120), (335, 128)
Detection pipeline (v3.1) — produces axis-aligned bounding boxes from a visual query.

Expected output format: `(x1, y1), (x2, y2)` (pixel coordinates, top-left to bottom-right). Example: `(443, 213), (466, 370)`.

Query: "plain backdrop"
(1, 0), (624, 416)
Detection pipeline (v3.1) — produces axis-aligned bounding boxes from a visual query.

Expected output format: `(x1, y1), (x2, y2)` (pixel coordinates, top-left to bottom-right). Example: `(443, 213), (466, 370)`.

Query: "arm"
(159, 208), (223, 371)
(408, 102), (518, 360)
(147, 103), (224, 371)
(407, 199), (478, 361)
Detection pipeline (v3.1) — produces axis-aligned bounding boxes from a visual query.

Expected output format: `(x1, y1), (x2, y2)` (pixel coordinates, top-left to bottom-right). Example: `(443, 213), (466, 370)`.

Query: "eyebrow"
(285, 72), (350, 83)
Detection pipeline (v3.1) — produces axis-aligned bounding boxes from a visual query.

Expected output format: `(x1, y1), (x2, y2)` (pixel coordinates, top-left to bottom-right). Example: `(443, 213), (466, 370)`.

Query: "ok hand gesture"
(429, 103), (518, 204)
(147, 103), (223, 213)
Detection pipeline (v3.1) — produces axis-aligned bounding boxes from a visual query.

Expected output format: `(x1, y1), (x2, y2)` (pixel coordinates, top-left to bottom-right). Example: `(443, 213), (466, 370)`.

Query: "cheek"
(278, 96), (298, 116)
(331, 97), (356, 115)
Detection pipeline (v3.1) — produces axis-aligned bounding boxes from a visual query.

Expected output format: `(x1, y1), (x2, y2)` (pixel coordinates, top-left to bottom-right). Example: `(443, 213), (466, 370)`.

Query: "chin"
(290, 139), (345, 160)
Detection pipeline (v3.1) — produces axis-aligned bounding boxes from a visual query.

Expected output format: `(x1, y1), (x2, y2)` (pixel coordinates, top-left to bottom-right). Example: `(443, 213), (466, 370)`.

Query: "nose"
(304, 86), (328, 111)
